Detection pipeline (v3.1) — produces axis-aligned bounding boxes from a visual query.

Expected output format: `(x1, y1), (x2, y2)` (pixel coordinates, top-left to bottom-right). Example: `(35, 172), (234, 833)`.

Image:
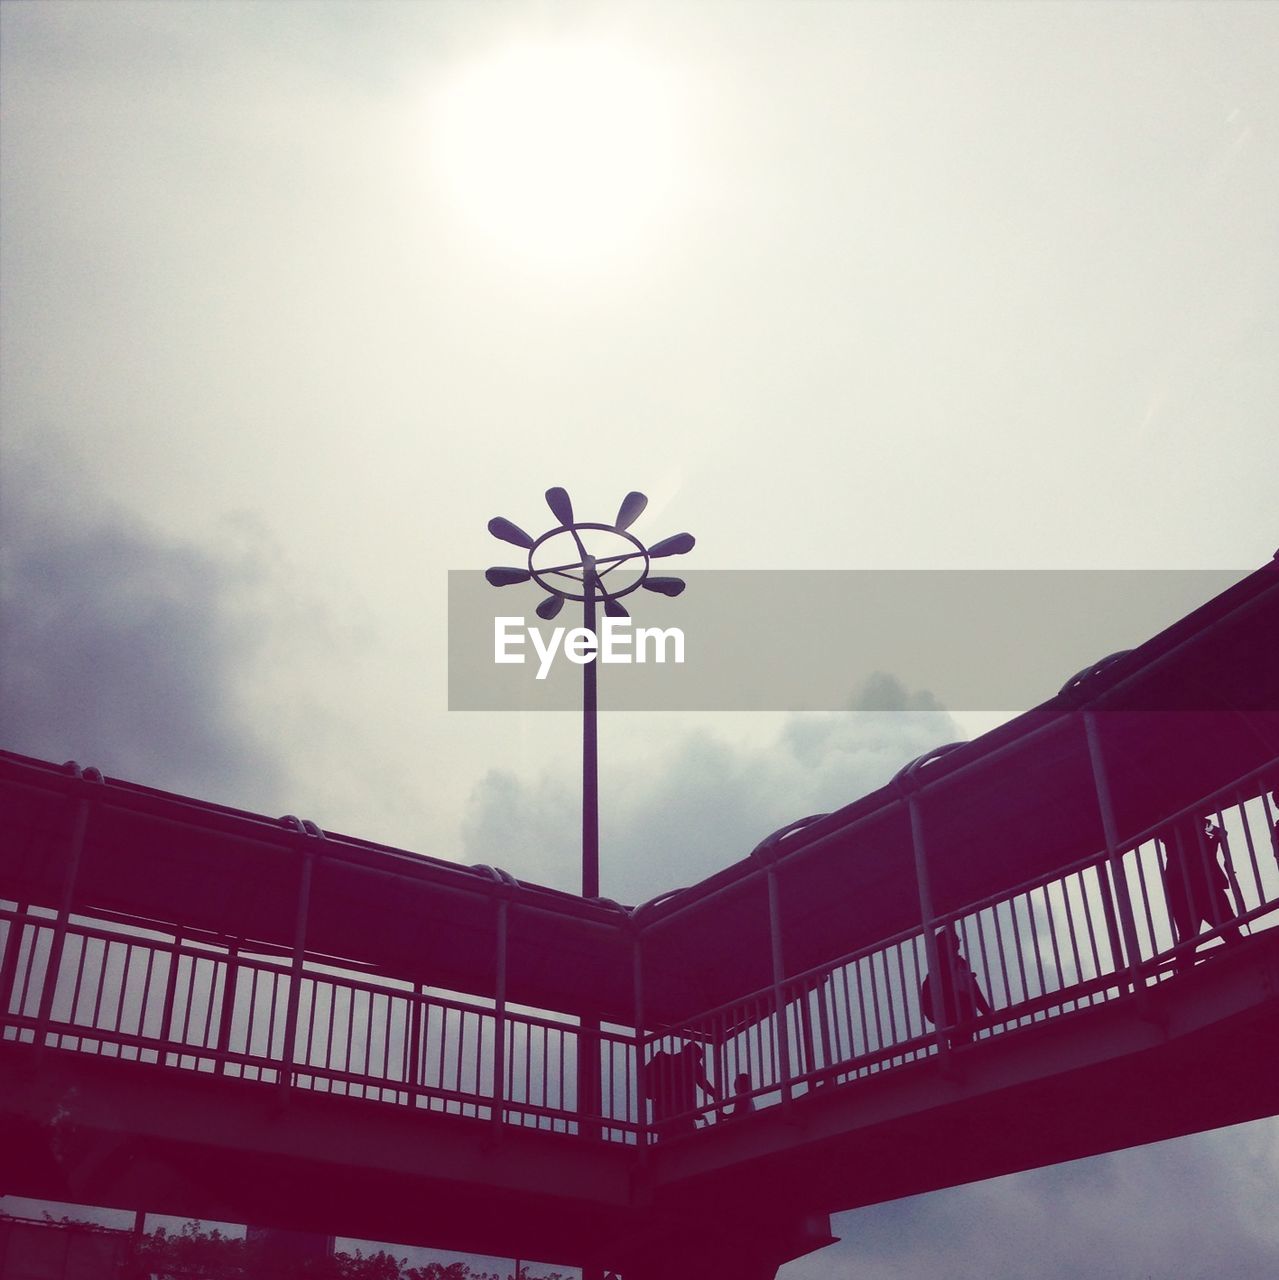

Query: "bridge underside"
(3, 931), (1277, 1275)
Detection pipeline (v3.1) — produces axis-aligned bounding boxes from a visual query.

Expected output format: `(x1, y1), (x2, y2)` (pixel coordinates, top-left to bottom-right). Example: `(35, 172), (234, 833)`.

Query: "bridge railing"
(638, 766), (1278, 1137)
(0, 907), (641, 1141)
(3, 770), (1275, 1149)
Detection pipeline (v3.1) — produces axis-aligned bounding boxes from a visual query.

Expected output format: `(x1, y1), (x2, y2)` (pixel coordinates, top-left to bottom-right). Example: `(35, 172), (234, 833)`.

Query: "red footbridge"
(3, 563), (1278, 1278)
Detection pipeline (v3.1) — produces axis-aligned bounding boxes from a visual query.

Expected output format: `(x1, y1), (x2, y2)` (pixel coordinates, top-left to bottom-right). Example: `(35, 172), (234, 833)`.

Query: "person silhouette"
(920, 926), (992, 1048)
(1160, 812), (1243, 971)
(724, 1070), (755, 1120)
(644, 1041), (719, 1139)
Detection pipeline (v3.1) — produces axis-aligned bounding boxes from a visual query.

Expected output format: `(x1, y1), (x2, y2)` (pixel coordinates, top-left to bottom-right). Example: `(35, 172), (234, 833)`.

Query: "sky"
(1, 1), (1276, 1274)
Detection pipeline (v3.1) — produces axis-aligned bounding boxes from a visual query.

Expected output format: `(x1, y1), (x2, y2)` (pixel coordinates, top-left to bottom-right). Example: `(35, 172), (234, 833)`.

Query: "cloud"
(462, 673), (959, 904)
(0, 437), (292, 810)
(779, 1118), (1279, 1279)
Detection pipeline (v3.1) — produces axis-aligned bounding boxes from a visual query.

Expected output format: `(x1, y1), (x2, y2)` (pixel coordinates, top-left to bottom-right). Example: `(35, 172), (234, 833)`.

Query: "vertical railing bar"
(1007, 896), (1032, 1013)
(214, 941), (240, 1075)
(853, 955), (870, 1071)
(304, 980), (321, 1077)
(819, 967), (839, 1070)
(158, 929), (183, 1065)
(838, 963), (855, 1065)
(376, 993), (386, 1085)
(508, 1018), (517, 1122)
(78, 936), (102, 1044)
(266, 968), (282, 1077)
(34, 782), (94, 1055)
(1212, 806), (1247, 934)
(436, 1003), (448, 1107)
(907, 790), (949, 1067)
(16, 926), (44, 1031)
(362, 989), (376, 1090)
(111, 943), (134, 1047)
(408, 985), (423, 1105)
(492, 897), (509, 1134)
(764, 862), (793, 1110)
(119, 943), (139, 1038)
(1234, 791), (1265, 903)
(457, 1010), (467, 1100)
(1084, 710), (1147, 998)
(459, 1011), (469, 1114)
(543, 1023), (551, 1117)
(1029, 890), (1049, 998)
(243, 964), (260, 1073)
(893, 943), (910, 1047)
(88, 937), (112, 1035)
(1131, 843), (1159, 963)
(309, 980), (323, 1088)
(1041, 888), (1065, 1006)
(986, 904), (1008, 1011)
(137, 943), (157, 1047)
(1059, 873), (1085, 1007)
(796, 986), (816, 1085)
(88, 939), (112, 1046)
(67, 933), (90, 1032)
(455, 1008), (466, 1100)
(0, 902), (31, 1021)
(1085, 865), (1106, 993)
(912, 933), (928, 1054)
(178, 951), (197, 1055)
(200, 958), (219, 1058)
(344, 983), (357, 1086)
(277, 839), (317, 1102)
(868, 949), (886, 1062)
(973, 910), (995, 1028)
(631, 924), (647, 1152)
(880, 949), (899, 1050)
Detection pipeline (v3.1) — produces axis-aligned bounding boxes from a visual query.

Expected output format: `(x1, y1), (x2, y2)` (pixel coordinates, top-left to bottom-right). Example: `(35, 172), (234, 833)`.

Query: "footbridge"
(2, 562), (1278, 1277)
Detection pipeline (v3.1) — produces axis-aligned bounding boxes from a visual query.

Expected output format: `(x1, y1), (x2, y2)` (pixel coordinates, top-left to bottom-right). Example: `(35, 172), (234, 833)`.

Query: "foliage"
(132, 1221), (568, 1280)
(2, 1215), (569, 1279)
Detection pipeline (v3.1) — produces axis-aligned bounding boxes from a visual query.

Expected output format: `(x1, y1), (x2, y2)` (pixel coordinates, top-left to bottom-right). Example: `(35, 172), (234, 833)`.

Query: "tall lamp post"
(486, 487), (695, 900)
(486, 489), (694, 1278)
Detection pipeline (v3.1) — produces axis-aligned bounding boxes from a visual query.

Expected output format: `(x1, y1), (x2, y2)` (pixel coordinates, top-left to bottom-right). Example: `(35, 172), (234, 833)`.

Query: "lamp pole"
(582, 556), (599, 900)
(485, 488), (694, 1276)
(486, 488), (694, 906)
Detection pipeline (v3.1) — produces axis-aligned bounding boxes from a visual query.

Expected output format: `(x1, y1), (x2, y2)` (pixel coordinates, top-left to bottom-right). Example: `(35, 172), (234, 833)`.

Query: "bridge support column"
(34, 769), (98, 1057)
(765, 862), (793, 1110)
(491, 894), (509, 1134)
(278, 836), (318, 1100)
(631, 920), (649, 1157)
(1083, 711), (1147, 1000)
(907, 791), (951, 1070)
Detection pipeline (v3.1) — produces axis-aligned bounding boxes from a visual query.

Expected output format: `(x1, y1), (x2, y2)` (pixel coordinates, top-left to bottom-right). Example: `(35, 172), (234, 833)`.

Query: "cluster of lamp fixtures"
(485, 487), (695, 619)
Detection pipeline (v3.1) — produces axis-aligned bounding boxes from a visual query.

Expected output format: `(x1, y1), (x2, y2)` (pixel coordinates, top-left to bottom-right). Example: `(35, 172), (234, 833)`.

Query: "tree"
(134, 1221), (568, 1280)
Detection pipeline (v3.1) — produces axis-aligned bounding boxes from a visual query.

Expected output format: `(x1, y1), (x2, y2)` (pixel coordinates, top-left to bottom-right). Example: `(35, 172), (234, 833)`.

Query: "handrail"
(4, 763), (1276, 1150)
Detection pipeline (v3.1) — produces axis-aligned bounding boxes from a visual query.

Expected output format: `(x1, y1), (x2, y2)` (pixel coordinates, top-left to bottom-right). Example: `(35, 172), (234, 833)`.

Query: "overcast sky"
(2, 1), (1276, 1274)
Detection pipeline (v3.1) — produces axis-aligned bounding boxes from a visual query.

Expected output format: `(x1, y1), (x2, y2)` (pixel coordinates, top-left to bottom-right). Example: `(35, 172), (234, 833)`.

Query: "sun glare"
(429, 39), (684, 269)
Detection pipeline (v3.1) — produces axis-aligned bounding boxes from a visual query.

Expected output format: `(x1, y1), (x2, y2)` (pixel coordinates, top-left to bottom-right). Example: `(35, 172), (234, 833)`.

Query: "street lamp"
(486, 487), (695, 899)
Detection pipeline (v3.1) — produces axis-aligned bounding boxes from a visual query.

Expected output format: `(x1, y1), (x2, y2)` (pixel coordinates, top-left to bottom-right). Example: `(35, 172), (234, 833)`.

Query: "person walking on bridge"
(920, 926), (992, 1049)
(644, 1041), (719, 1139)
(1160, 812), (1243, 971)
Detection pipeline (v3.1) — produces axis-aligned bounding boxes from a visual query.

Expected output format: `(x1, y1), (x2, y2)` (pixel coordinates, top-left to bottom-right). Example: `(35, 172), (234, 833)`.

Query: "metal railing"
(0, 908), (642, 1141)
(3, 768), (1276, 1150)
(637, 765), (1279, 1135)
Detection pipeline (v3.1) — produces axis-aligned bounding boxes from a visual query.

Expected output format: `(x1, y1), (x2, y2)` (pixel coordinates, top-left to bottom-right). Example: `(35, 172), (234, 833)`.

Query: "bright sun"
(429, 39), (684, 269)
